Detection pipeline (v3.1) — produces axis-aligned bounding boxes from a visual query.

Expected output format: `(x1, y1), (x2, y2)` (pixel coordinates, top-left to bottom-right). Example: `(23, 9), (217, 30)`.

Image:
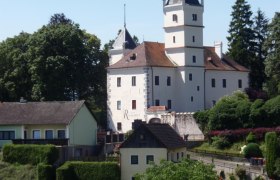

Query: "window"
(192, 56), (196, 63)
(197, 86), (200, 91)
(117, 77), (121, 87)
(131, 155), (138, 165)
(212, 100), (216, 106)
(132, 100), (136, 110)
(223, 79), (227, 88)
(181, 152), (184, 158)
(57, 130), (66, 139)
(155, 76), (159, 85)
(191, 96), (194, 102)
(173, 36), (176, 43)
(167, 76), (171, 86)
(146, 155), (154, 164)
(238, 79), (242, 88)
(189, 73), (192, 81)
(192, 36), (195, 42)
(172, 14), (178, 22)
(0, 131), (15, 140)
(117, 101), (121, 110)
(117, 123), (122, 131)
(177, 153), (179, 160)
(155, 99), (160, 106)
(33, 130), (40, 139)
(168, 100), (172, 109)
(211, 78), (216, 88)
(132, 76), (136, 86)
(192, 14), (197, 21)
(45, 130), (53, 139)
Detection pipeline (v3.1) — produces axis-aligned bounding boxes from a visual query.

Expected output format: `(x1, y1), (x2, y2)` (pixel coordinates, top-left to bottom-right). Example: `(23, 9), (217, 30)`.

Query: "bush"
(37, 163), (55, 180)
(235, 165), (246, 179)
(246, 132), (256, 143)
(265, 132), (278, 178)
(229, 173), (236, 180)
(211, 136), (231, 149)
(56, 161), (120, 180)
(262, 96), (280, 126)
(254, 175), (265, 180)
(243, 143), (262, 159)
(3, 144), (59, 165)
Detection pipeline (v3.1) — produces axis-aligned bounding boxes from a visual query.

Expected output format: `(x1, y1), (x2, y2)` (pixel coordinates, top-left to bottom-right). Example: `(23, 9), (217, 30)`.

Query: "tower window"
(192, 56), (196, 63)
(172, 14), (178, 22)
(189, 73), (193, 81)
(197, 86), (200, 91)
(117, 101), (121, 110)
(132, 100), (136, 110)
(168, 100), (172, 109)
(155, 99), (160, 106)
(167, 76), (171, 86)
(238, 79), (242, 88)
(173, 36), (176, 43)
(155, 76), (159, 85)
(211, 79), (216, 88)
(223, 79), (227, 88)
(117, 123), (122, 131)
(192, 36), (195, 42)
(117, 77), (121, 87)
(132, 76), (136, 86)
(192, 14), (197, 21)
(191, 96), (194, 102)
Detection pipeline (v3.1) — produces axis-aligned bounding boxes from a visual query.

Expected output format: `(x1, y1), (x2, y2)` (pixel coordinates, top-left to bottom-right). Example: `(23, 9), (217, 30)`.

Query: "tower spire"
(124, 4), (126, 29)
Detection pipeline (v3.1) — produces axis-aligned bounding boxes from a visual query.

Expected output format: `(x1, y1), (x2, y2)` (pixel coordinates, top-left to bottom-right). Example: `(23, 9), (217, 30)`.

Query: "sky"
(0, 0), (279, 52)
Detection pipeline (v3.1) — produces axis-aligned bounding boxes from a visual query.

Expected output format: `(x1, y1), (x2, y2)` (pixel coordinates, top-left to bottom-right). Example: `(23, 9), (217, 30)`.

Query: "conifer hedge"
(265, 132), (277, 178)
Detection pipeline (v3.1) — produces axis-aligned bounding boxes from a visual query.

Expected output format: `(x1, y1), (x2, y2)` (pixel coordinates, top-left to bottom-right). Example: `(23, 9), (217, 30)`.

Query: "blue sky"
(0, 0), (279, 51)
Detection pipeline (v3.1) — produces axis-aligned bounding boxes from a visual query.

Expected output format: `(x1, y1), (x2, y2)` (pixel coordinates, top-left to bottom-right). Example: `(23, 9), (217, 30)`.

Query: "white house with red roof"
(107, 0), (249, 133)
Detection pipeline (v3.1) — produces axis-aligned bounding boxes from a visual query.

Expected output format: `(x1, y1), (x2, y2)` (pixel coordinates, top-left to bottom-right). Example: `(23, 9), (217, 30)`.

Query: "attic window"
(130, 53), (137, 60)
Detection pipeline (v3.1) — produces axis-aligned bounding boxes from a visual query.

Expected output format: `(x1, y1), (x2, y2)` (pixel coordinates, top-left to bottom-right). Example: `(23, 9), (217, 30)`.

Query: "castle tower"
(163, 0), (205, 111)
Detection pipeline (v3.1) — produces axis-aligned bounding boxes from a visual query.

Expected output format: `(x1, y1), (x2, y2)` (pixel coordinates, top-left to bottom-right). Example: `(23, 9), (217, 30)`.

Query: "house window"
(146, 155), (154, 164)
(132, 100), (136, 110)
(223, 79), (227, 88)
(212, 100), (216, 106)
(192, 56), (196, 63)
(57, 130), (66, 139)
(0, 131), (15, 140)
(131, 155), (138, 165)
(117, 101), (121, 110)
(192, 14), (197, 21)
(189, 73), (192, 81)
(33, 130), (41, 139)
(238, 79), (242, 88)
(177, 153), (179, 160)
(168, 100), (172, 109)
(155, 76), (159, 85)
(173, 36), (176, 43)
(191, 96), (194, 102)
(192, 36), (195, 42)
(45, 130), (53, 139)
(117, 123), (122, 131)
(181, 152), (184, 158)
(132, 76), (136, 86)
(155, 99), (160, 106)
(211, 78), (216, 88)
(24, 130), (27, 139)
(117, 77), (121, 87)
(197, 86), (200, 91)
(167, 76), (171, 86)
(172, 14), (178, 22)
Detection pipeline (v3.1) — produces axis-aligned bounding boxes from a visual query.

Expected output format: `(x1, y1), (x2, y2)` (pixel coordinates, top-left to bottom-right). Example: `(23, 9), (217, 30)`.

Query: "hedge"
(56, 161), (120, 180)
(37, 163), (56, 180)
(3, 144), (59, 165)
(265, 132), (277, 178)
(243, 143), (262, 159)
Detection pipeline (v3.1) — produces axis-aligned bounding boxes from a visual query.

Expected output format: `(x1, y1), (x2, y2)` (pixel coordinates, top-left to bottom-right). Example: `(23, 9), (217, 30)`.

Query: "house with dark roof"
(107, 0), (249, 133)
(119, 123), (186, 180)
(0, 101), (98, 158)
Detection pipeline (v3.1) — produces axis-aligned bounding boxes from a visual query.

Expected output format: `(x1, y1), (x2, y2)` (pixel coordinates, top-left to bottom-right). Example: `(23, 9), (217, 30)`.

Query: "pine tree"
(227, 0), (256, 86)
(264, 13), (280, 97)
(250, 9), (268, 90)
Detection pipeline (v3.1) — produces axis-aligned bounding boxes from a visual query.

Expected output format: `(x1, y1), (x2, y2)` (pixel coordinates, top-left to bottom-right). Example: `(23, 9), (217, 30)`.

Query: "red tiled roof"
(147, 106), (168, 112)
(108, 42), (175, 69)
(204, 47), (249, 72)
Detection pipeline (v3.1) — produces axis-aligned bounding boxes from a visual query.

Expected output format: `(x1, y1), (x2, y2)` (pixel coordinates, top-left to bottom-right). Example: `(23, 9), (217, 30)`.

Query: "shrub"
(229, 173), (236, 180)
(274, 158), (280, 178)
(265, 132), (278, 178)
(37, 163), (55, 180)
(262, 96), (280, 126)
(243, 143), (262, 159)
(56, 161), (120, 180)
(2, 144), (59, 165)
(246, 132), (256, 143)
(254, 175), (265, 180)
(194, 110), (209, 132)
(211, 136), (231, 149)
(235, 165), (246, 179)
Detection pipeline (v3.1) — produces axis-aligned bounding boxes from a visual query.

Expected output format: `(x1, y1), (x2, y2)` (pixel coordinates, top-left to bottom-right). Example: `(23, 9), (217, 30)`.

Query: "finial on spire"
(124, 4), (126, 29)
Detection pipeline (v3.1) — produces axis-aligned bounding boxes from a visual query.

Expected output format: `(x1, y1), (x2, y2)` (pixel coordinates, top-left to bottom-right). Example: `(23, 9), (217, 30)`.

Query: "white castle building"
(107, 0), (249, 133)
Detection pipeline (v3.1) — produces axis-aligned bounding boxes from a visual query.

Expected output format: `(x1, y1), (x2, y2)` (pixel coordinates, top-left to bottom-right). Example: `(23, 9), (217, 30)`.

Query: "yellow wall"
(24, 124), (66, 139)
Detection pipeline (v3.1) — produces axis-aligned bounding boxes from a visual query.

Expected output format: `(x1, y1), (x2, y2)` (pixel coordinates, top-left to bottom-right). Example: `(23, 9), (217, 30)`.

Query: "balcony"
(12, 139), (69, 146)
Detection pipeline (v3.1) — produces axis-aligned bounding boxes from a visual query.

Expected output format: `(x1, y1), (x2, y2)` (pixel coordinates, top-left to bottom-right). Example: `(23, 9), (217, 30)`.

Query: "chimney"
(214, 41), (223, 59)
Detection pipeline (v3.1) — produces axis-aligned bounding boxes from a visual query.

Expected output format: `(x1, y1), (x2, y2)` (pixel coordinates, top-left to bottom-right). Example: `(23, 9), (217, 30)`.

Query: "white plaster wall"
(165, 27), (185, 48)
(184, 5), (204, 26)
(165, 48), (185, 66)
(109, 53), (123, 66)
(107, 68), (148, 133)
(164, 5), (184, 27)
(205, 70), (249, 108)
(184, 26), (203, 47)
(185, 48), (204, 66)
(120, 148), (167, 180)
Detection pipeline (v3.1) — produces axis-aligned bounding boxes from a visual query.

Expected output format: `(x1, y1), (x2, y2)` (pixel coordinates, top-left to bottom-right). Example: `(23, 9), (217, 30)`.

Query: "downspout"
(151, 67), (154, 106)
(204, 69), (206, 109)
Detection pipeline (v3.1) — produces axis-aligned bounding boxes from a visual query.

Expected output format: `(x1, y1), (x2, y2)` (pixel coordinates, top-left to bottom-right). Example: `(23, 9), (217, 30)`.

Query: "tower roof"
(112, 28), (137, 50)
(185, 0), (201, 6)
